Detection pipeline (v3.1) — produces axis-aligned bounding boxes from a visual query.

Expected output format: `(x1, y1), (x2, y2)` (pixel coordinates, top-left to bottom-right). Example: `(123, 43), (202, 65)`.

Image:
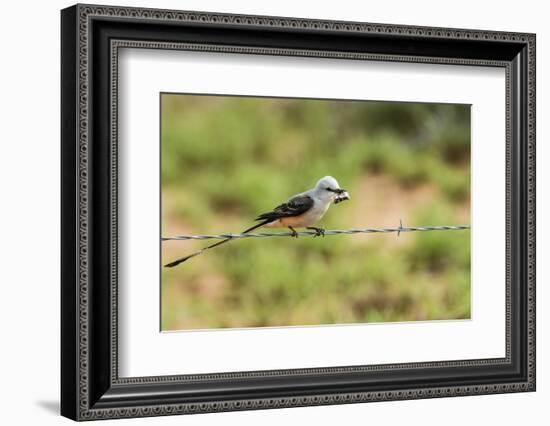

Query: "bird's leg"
(288, 226), (299, 238)
(307, 226), (325, 237)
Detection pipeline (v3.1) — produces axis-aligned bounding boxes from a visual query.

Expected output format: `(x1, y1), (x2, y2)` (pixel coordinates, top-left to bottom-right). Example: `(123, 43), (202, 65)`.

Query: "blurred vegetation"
(161, 95), (471, 330)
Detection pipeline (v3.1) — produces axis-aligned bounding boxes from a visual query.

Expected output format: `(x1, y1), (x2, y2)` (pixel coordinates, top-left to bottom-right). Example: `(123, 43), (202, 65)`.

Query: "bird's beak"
(334, 189), (350, 204)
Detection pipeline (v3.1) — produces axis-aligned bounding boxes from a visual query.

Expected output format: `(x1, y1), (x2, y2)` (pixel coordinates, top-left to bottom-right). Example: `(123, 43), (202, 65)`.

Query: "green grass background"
(161, 94), (471, 330)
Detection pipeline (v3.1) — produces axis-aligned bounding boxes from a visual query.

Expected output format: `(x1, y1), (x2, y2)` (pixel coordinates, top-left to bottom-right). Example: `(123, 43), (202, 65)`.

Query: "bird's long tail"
(164, 220), (271, 268)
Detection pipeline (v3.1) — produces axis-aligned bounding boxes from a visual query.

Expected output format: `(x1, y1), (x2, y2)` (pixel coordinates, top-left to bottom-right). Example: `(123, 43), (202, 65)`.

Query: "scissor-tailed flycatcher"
(164, 176), (350, 267)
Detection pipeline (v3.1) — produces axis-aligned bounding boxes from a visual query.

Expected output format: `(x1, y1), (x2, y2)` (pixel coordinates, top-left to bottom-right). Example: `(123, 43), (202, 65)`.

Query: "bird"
(164, 176), (350, 268)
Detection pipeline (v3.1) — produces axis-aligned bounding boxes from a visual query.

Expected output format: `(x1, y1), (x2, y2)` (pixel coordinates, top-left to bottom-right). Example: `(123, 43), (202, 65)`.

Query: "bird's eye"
(326, 187), (333, 192)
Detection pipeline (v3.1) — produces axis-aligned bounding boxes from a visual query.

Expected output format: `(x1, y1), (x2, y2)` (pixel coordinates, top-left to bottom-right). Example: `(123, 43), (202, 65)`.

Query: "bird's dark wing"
(255, 194), (314, 222)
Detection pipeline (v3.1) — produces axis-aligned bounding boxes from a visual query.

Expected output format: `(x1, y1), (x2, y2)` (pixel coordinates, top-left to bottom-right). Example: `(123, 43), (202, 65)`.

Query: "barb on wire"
(162, 222), (470, 242)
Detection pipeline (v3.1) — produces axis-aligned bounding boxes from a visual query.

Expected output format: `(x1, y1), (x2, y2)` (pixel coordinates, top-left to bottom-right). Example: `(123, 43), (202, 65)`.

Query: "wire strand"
(162, 224), (470, 241)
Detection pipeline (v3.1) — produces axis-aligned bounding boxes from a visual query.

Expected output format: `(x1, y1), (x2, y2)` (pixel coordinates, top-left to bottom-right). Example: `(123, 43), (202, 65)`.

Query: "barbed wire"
(162, 222), (470, 241)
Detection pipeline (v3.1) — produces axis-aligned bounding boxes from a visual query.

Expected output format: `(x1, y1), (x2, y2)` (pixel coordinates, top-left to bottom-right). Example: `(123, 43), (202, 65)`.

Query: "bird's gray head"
(314, 176), (350, 204)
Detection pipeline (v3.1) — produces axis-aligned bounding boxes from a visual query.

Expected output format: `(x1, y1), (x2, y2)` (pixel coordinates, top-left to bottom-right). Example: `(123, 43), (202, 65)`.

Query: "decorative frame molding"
(61, 3), (535, 421)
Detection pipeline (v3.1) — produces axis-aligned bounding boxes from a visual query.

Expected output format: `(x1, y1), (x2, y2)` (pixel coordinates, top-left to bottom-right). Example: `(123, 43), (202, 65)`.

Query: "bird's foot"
(307, 227), (325, 237)
(288, 227), (299, 238)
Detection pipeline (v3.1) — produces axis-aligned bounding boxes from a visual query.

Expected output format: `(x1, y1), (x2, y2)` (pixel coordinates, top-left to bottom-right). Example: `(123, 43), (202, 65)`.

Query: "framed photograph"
(61, 4), (536, 421)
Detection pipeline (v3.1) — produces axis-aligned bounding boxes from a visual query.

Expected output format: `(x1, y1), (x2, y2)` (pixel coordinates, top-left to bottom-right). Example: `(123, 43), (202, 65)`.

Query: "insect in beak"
(334, 190), (350, 204)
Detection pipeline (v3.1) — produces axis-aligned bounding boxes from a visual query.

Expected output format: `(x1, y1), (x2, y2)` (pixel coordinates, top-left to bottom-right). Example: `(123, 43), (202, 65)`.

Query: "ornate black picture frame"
(61, 3), (535, 421)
